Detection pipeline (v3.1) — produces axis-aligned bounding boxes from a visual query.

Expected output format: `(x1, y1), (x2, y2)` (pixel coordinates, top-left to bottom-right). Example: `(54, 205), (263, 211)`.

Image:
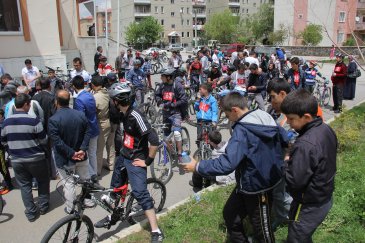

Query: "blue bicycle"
(150, 124), (191, 185)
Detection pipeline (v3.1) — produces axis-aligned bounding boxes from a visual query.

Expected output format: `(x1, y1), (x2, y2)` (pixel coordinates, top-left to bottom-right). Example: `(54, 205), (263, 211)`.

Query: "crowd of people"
(0, 43), (360, 243)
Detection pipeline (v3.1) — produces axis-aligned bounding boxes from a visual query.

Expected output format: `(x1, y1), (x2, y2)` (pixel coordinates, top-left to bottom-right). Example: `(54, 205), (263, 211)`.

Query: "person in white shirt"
(245, 51), (260, 66)
(168, 51), (182, 69)
(70, 57), (91, 82)
(212, 50), (220, 66)
(21, 59), (41, 95)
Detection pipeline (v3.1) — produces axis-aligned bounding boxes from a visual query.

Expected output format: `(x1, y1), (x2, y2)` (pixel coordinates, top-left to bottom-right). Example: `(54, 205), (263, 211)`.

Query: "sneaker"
(94, 216), (111, 228)
(32, 181), (38, 190)
(27, 211), (40, 222)
(64, 207), (74, 215)
(40, 207), (49, 215)
(188, 180), (194, 187)
(151, 231), (164, 243)
(84, 198), (96, 208)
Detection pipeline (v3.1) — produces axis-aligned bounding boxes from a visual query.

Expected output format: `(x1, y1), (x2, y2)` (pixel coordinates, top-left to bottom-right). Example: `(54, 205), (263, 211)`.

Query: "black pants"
(223, 189), (275, 243)
(332, 83), (344, 110)
(0, 149), (12, 188)
(114, 125), (122, 157)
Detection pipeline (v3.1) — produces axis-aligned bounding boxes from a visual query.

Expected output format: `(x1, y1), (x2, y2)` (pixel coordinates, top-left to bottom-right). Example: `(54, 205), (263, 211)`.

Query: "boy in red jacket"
(331, 53), (347, 113)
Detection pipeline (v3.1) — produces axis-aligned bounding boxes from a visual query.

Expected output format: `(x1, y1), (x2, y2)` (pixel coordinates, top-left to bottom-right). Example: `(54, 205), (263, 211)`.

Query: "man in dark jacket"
(94, 46), (103, 72)
(183, 92), (288, 243)
(155, 68), (188, 162)
(281, 90), (337, 243)
(48, 90), (92, 214)
(247, 63), (267, 110)
(284, 57), (306, 90)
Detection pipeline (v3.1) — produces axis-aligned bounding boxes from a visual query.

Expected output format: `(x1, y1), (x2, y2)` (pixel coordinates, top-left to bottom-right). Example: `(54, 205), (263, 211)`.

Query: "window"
(246, 9), (248, 13)
(187, 19), (190, 25)
(171, 0), (174, 3)
(337, 31), (344, 43)
(187, 7), (190, 14)
(362, 16), (365, 22)
(181, 7), (184, 14)
(172, 24), (175, 29)
(161, 32), (165, 38)
(155, 6), (158, 13)
(171, 12), (175, 17)
(181, 19), (184, 25)
(0, 0), (22, 34)
(339, 11), (346, 22)
(161, 19), (164, 25)
(161, 6), (164, 13)
(253, 2), (256, 7)
(187, 31), (190, 37)
(182, 32), (184, 38)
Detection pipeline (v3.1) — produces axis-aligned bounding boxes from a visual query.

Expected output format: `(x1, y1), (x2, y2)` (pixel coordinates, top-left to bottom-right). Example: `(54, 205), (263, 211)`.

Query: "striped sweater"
(1, 111), (47, 163)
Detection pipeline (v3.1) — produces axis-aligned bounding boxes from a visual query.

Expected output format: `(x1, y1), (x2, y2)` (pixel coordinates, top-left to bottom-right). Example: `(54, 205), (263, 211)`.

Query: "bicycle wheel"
(314, 90), (322, 106)
(152, 64), (158, 74)
(41, 215), (94, 243)
(181, 126), (191, 155)
(162, 56), (168, 63)
(323, 87), (332, 106)
(145, 104), (157, 124)
(125, 178), (166, 225)
(150, 145), (173, 185)
(0, 195), (3, 215)
(193, 147), (213, 161)
(187, 101), (198, 127)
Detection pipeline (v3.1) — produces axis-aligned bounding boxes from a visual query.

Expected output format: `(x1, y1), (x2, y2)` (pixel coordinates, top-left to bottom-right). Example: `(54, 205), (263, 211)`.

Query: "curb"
(325, 98), (365, 124)
(100, 184), (222, 243)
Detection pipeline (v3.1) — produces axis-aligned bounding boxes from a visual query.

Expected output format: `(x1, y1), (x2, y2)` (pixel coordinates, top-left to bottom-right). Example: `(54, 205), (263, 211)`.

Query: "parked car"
(221, 43), (245, 57)
(167, 43), (184, 52)
(142, 47), (166, 56)
(192, 46), (204, 55)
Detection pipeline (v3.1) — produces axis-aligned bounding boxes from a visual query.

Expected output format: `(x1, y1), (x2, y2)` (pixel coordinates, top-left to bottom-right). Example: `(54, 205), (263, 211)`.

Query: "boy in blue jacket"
(194, 83), (218, 144)
(183, 92), (288, 243)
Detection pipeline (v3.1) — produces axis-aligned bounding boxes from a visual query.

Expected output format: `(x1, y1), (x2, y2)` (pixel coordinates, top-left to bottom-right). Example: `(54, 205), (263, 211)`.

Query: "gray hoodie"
(214, 141), (235, 184)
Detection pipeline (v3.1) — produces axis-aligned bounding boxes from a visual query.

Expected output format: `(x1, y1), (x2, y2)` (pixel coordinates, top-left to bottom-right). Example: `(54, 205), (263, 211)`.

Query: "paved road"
(0, 53), (364, 242)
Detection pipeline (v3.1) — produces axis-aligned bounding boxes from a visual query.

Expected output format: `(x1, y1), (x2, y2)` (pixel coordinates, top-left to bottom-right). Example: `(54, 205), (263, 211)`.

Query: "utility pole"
(117, 0), (120, 55)
(194, 10), (198, 48)
(94, 0), (97, 50)
(105, 0), (108, 58)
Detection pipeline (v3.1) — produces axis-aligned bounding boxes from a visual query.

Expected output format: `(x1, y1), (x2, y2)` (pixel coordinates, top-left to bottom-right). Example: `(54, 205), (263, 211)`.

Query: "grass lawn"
(120, 103), (365, 243)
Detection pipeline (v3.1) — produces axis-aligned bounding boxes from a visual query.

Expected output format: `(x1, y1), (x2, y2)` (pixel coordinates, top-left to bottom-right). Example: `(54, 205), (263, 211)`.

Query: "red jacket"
(331, 62), (347, 85)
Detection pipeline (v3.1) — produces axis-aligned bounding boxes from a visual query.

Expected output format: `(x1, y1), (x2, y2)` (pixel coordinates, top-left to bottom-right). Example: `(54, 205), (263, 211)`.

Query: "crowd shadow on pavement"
(95, 220), (130, 242)
(0, 213), (14, 224)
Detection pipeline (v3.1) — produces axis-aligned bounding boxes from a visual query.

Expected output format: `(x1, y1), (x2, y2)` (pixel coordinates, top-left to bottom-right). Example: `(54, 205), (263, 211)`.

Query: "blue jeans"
(12, 160), (50, 220)
(111, 156), (153, 211)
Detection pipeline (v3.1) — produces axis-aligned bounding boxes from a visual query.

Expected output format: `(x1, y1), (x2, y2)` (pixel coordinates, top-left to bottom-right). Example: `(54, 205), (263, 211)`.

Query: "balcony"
(355, 22), (365, 31)
(193, 24), (204, 30)
(358, 1), (365, 10)
(229, 0), (240, 7)
(134, 0), (151, 4)
(192, 0), (206, 6)
(134, 12), (151, 17)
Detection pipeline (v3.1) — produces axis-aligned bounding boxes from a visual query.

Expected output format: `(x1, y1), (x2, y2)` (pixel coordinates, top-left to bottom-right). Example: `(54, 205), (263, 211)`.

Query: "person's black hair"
(290, 57), (300, 65)
(56, 91), (70, 107)
(91, 75), (104, 87)
(40, 78), (51, 90)
(249, 51), (255, 56)
(72, 75), (85, 89)
(73, 57), (82, 64)
(208, 130), (222, 145)
(97, 46), (103, 52)
(221, 92), (246, 111)
(238, 63), (246, 70)
(244, 62), (250, 68)
(1, 73), (12, 81)
(249, 63), (258, 70)
(281, 89), (318, 117)
(48, 69), (55, 73)
(24, 59), (32, 65)
(242, 51), (248, 57)
(15, 93), (30, 109)
(200, 83), (212, 93)
(266, 78), (291, 94)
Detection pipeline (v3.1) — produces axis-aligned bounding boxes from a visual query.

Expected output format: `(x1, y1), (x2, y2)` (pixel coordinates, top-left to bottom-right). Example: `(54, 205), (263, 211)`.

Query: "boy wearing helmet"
(95, 83), (164, 242)
(304, 61), (324, 94)
(155, 69), (188, 162)
(126, 59), (146, 106)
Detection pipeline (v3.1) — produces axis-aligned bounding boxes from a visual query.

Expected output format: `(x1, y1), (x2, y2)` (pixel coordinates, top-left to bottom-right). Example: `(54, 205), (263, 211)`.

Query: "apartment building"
(274, 0), (358, 46)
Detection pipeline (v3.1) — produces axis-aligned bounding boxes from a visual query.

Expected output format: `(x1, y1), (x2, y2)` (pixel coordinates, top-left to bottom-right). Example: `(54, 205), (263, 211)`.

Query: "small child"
(0, 109), (13, 195)
(281, 89), (337, 242)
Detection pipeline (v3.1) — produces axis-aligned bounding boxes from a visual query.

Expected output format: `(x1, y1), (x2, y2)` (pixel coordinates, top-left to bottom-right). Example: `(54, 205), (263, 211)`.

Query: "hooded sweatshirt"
(197, 109), (288, 194)
(214, 142), (235, 184)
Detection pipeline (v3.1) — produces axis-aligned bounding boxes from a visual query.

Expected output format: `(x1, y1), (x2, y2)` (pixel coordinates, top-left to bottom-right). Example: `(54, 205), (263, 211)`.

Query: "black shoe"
(32, 182), (38, 190)
(40, 207), (49, 215)
(151, 231), (164, 243)
(334, 109), (341, 114)
(27, 212), (40, 222)
(189, 180), (194, 187)
(91, 175), (99, 183)
(94, 216), (111, 228)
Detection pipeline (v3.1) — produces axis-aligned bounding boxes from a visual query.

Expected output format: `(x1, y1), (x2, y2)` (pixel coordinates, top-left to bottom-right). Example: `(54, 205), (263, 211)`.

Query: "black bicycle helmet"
(228, 64), (236, 72)
(335, 52), (345, 58)
(160, 68), (176, 76)
(211, 63), (219, 69)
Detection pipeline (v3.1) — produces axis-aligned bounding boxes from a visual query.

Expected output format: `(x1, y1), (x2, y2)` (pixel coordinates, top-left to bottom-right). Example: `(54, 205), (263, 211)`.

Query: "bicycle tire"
(186, 101), (198, 127)
(125, 178), (166, 225)
(193, 147), (213, 161)
(323, 87), (332, 106)
(181, 126), (191, 155)
(150, 145), (173, 185)
(145, 104), (157, 124)
(41, 214), (94, 243)
(162, 56), (168, 63)
(152, 64), (158, 75)
(314, 90), (322, 106)
(0, 195), (3, 215)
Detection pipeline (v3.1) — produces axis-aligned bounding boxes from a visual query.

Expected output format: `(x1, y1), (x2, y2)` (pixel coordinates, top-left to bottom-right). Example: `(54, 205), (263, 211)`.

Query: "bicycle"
(314, 78), (331, 107)
(150, 123), (191, 185)
(0, 194), (3, 215)
(41, 172), (166, 243)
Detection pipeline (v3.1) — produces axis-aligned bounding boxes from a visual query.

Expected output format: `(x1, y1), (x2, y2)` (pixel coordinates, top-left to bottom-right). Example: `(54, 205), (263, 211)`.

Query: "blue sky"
(79, 0), (111, 18)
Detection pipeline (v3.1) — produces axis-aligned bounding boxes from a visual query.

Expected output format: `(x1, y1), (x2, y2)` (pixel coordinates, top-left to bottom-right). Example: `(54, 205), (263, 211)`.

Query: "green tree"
(300, 24), (323, 46)
(242, 3), (274, 44)
(268, 24), (288, 45)
(125, 17), (163, 49)
(203, 9), (240, 43)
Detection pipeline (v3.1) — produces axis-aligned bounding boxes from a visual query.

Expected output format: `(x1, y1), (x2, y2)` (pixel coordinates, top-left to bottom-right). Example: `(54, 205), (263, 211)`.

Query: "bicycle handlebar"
(65, 170), (105, 190)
